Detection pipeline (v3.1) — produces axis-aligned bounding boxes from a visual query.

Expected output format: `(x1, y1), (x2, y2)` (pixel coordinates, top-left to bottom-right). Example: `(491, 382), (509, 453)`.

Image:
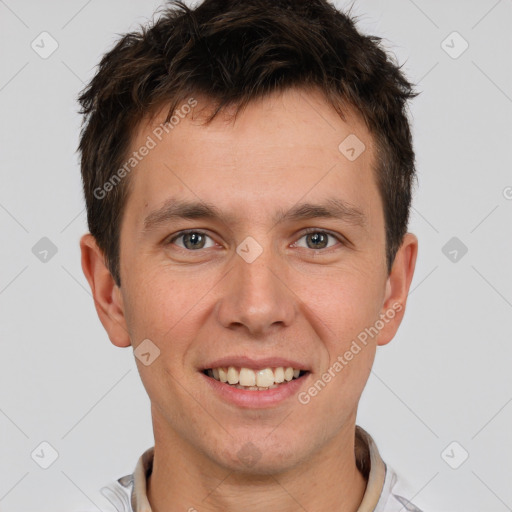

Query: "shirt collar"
(126, 425), (386, 512)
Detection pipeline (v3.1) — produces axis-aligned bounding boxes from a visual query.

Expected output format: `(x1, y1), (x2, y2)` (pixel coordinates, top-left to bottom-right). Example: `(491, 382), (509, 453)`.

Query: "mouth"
(202, 366), (310, 391)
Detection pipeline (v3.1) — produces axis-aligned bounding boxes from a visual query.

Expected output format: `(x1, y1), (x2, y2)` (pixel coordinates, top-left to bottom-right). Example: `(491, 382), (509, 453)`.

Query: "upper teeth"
(210, 366), (301, 387)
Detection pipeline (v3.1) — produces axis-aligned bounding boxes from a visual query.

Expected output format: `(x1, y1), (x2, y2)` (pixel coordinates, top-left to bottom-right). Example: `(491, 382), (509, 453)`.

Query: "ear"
(80, 233), (131, 348)
(376, 232), (418, 347)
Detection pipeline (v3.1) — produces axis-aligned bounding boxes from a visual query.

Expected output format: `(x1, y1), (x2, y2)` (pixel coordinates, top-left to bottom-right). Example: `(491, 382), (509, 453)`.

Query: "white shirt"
(87, 426), (424, 512)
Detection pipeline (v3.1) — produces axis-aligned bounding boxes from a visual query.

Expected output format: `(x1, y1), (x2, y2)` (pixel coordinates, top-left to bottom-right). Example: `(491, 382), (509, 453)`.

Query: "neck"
(146, 420), (367, 512)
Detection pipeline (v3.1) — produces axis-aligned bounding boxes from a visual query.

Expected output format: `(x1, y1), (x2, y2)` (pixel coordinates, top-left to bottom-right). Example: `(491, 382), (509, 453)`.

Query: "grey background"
(1, 0), (511, 510)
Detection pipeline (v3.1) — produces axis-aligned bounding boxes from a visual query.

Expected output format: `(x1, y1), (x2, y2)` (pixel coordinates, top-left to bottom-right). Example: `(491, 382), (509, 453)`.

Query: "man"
(78, 0), (421, 510)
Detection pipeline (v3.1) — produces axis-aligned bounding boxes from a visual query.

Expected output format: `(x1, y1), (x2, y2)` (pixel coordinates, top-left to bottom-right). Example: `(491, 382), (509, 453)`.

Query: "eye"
(168, 230), (216, 250)
(293, 230), (342, 250)
(166, 229), (344, 252)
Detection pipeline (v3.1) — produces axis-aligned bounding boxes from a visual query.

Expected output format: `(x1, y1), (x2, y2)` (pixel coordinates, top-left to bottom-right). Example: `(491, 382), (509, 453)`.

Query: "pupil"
(307, 232), (327, 249)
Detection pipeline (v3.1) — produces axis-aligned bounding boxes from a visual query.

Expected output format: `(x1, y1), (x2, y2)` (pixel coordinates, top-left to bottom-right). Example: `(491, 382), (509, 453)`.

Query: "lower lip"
(200, 371), (310, 408)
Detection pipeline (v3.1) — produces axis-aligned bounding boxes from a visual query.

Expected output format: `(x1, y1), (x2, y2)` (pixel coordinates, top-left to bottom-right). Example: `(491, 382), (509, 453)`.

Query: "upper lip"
(201, 356), (310, 372)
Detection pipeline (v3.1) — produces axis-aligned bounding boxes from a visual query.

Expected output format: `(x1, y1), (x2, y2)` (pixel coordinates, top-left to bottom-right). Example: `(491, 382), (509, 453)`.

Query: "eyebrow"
(142, 196), (367, 232)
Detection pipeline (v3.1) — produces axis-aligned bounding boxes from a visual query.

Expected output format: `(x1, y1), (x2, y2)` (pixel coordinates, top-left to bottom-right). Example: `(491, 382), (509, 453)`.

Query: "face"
(82, 87), (417, 475)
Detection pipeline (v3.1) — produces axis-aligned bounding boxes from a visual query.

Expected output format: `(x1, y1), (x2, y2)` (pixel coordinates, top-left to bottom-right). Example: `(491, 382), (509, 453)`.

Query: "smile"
(203, 366), (309, 390)
(200, 365), (311, 408)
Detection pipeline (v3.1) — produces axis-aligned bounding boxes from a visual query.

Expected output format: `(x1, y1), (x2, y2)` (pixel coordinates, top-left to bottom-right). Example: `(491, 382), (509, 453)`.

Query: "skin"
(81, 86), (418, 512)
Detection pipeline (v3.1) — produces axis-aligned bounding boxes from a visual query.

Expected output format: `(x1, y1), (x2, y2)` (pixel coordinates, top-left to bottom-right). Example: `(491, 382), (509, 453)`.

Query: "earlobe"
(79, 233), (132, 348)
(377, 233), (418, 347)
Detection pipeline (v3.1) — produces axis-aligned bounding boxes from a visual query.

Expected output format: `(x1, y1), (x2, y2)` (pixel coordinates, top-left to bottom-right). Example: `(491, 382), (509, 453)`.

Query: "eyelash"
(167, 228), (345, 252)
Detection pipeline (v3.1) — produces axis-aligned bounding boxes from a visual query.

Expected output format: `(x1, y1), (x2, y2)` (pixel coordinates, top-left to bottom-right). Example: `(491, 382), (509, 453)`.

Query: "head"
(79, 0), (418, 474)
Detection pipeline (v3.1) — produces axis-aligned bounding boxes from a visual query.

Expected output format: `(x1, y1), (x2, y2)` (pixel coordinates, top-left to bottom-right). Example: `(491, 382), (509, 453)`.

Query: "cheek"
(296, 265), (383, 339)
(127, 258), (189, 311)
(295, 267), (382, 394)
(123, 267), (220, 375)
(121, 269), (185, 343)
(301, 286), (379, 416)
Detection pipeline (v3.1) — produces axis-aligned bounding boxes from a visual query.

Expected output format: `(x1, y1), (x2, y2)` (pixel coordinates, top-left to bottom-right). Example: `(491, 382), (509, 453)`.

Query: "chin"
(214, 439), (303, 475)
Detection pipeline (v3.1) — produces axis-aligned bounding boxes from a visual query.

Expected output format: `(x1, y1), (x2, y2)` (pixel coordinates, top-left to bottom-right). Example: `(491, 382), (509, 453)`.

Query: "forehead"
(140, 88), (373, 159)
(123, 87), (379, 228)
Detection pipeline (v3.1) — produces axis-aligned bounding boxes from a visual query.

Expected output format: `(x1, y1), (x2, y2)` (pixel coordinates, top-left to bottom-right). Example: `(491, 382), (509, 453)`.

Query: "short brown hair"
(78, 0), (418, 287)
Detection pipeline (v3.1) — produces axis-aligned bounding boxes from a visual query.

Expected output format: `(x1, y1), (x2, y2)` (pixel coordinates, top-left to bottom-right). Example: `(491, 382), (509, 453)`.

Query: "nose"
(215, 243), (296, 337)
